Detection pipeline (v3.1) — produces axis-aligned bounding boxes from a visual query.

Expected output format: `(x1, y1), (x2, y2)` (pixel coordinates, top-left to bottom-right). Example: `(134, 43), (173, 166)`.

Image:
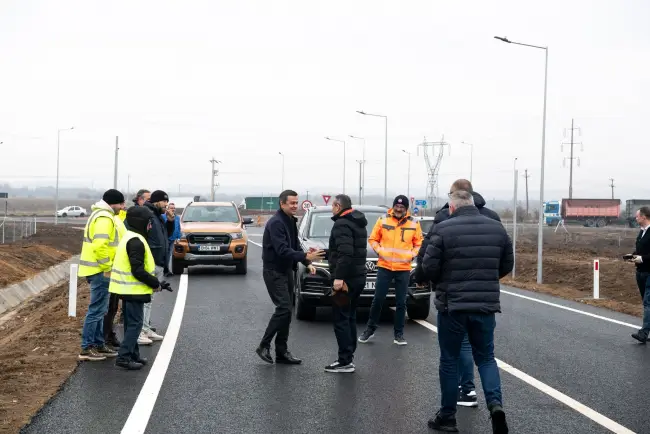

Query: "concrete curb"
(0, 254), (80, 316)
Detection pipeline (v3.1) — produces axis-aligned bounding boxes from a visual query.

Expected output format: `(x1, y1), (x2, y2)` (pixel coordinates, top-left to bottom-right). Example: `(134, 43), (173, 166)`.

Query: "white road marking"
(410, 316), (636, 434)
(249, 240), (262, 247)
(500, 289), (639, 329)
(121, 274), (189, 434)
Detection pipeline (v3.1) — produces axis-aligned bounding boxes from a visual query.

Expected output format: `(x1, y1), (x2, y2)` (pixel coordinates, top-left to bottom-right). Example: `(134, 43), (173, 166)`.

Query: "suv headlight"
(230, 232), (244, 240)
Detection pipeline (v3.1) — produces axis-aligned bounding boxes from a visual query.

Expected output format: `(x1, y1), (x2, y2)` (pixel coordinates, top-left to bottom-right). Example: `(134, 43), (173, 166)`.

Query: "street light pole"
(55, 126), (74, 225)
(495, 36), (548, 284)
(402, 149), (412, 199)
(461, 141), (474, 183)
(357, 111), (388, 205)
(349, 135), (366, 204)
(325, 137), (346, 194)
(513, 157), (518, 279)
(278, 152), (285, 191)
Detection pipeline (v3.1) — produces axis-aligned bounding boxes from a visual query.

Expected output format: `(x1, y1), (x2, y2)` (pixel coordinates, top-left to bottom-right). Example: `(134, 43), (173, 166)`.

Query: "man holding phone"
(628, 207), (650, 343)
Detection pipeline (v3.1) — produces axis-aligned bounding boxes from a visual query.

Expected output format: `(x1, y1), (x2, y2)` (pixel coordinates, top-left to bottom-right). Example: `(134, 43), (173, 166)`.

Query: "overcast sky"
(1, 0), (648, 203)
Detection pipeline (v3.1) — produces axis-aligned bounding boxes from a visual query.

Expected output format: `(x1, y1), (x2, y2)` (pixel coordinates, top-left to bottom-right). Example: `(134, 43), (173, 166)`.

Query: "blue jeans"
(437, 311), (502, 417)
(459, 333), (475, 393)
(81, 272), (110, 350)
(635, 272), (650, 332)
(167, 240), (174, 271)
(367, 268), (409, 337)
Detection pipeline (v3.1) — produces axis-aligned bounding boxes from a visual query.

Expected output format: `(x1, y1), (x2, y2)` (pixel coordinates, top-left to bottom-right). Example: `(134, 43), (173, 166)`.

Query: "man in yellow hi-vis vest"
(78, 189), (127, 362)
(110, 206), (171, 370)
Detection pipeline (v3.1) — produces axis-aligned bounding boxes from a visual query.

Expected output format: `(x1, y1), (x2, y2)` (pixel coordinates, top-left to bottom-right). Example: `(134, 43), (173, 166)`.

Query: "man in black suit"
(630, 206), (650, 343)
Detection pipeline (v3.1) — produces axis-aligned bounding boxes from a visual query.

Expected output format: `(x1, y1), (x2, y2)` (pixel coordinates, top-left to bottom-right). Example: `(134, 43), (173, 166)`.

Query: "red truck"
(561, 198), (621, 228)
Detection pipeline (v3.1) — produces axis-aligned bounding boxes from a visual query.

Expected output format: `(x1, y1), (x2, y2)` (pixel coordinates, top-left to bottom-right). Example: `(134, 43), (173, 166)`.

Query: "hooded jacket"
(143, 201), (176, 267)
(122, 206), (161, 302)
(78, 200), (126, 276)
(368, 208), (423, 272)
(328, 209), (368, 283)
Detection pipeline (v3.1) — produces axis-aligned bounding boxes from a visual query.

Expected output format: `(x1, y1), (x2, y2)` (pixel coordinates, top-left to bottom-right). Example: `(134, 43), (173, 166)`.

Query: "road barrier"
(0, 217), (37, 244)
(68, 264), (78, 317)
(593, 259), (600, 299)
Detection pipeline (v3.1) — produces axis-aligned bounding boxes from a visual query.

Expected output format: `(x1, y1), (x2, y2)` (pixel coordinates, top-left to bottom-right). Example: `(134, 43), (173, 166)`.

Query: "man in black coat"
(325, 194), (368, 373)
(416, 178), (502, 408)
(422, 190), (513, 434)
(629, 206), (650, 343)
(256, 190), (324, 364)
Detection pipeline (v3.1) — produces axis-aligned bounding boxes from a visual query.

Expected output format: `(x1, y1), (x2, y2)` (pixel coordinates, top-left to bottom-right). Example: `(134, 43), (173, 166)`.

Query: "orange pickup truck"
(171, 201), (253, 275)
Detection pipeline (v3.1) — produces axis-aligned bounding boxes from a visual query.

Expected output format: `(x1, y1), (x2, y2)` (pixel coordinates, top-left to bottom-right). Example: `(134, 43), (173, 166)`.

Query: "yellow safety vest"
(78, 208), (125, 277)
(109, 231), (156, 296)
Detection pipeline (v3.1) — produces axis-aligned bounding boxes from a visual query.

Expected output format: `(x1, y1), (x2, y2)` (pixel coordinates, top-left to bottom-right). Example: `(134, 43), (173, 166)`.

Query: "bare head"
(279, 189), (299, 216)
(449, 179), (473, 195)
(134, 189), (150, 206)
(448, 190), (474, 214)
(332, 194), (352, 215)
(636, 206), (650, 227)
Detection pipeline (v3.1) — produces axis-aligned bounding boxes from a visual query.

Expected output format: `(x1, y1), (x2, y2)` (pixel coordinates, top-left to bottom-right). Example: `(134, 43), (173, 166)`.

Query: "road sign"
(301, 200), (313, 210)
(0, 193), (7, 199)
(410, 196), (415, 204)
(415, 199), (427, 206)
(322, 195), (331, 205)
(413, 207), (419, 214)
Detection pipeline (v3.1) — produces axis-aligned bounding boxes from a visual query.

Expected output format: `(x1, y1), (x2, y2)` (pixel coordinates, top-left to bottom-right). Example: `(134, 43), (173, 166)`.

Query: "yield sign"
(322, 195), (332, 205)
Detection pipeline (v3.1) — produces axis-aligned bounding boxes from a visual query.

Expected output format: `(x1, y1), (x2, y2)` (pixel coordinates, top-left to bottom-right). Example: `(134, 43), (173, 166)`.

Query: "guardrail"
(1, 217), (37, 244)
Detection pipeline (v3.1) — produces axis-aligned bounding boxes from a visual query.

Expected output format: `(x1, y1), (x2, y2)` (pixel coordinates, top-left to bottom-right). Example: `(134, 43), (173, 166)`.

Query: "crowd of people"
(77, 188), (179, 370)
(256, 181), (512, 434)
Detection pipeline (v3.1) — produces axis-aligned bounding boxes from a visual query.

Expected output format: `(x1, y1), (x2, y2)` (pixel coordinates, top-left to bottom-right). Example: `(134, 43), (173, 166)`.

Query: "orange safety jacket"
(368, 209), (423, 272)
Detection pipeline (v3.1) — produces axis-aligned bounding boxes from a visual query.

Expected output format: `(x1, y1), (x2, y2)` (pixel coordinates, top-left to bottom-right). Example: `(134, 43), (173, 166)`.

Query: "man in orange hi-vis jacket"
(358, 195), (423, 346)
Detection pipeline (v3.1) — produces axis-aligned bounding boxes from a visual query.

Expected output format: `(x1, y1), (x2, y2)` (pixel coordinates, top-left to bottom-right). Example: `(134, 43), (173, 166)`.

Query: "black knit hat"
(102, 189), (125, 205)
(393, 195), (409, 210)
(149, 190), (169, 203)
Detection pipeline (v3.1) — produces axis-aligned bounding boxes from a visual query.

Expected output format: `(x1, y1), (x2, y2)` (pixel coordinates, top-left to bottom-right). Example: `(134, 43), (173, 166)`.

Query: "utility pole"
(609, 178), (615, 199)
(523, 169), (530, 218)
(113, 136), (119, 189)
(357, 160), (363, 203)
(210, 157), (221, 201)
(562, 119), (582, 199)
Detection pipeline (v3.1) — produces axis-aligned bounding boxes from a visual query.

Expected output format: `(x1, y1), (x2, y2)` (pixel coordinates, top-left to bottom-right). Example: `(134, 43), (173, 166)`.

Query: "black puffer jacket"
(328, 209), (368, 284)
(422, 205), (513, 314)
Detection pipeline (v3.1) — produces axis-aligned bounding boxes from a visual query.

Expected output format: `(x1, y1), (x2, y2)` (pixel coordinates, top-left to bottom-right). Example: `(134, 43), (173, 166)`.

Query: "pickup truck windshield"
(182, 205), (240, 223)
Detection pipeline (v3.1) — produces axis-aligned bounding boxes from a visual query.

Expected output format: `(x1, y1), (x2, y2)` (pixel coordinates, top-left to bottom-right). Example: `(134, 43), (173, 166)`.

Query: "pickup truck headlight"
(230, 232), (244, 240)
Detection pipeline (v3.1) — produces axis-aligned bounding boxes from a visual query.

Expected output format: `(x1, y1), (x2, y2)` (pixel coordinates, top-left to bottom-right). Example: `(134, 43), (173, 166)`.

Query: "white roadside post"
(68, 264), (78, 317)
(593, 259), (600, 299)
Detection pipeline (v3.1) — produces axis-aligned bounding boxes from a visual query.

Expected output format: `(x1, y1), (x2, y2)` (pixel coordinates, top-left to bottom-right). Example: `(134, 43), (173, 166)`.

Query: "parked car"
(416, 216), (436, 234)
(293, 205), (432, 321)
(172, 201), (253, 275)
(56, 206), (87, 217)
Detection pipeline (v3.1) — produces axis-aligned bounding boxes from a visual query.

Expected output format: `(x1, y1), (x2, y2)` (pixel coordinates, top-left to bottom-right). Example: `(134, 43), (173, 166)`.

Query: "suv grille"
(188, 234), (231, 244)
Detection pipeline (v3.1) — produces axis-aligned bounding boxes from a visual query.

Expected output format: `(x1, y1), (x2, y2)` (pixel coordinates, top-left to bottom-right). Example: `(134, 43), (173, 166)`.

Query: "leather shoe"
(275, 351), (302, 365)
(116, 359), (143, 370)
(256, 346), (273, 364)
(134, 357), (148, 366)
(632, 332), (648, 343)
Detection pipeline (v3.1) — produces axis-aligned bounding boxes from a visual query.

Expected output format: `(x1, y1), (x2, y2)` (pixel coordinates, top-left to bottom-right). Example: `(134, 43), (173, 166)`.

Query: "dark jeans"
(636, 272), (650, 333)
(81, 273), (110, 350)
(332, 281), (364, 364)
(437, 311), (502, 417)
(367, 268), (409, 336)
(459, 333), (475, 393)
(104, 293), (120, 343)
(117, 298), (144, 362)
(260, 269), (294, 354)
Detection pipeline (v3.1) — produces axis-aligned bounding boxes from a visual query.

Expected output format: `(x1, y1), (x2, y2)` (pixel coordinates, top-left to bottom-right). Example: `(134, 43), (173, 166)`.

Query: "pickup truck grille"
(188, 234), (230, 244)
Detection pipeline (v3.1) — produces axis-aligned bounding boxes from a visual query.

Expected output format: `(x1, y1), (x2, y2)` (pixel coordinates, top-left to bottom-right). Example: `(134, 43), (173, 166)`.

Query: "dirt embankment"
(0, 225), (82, 288)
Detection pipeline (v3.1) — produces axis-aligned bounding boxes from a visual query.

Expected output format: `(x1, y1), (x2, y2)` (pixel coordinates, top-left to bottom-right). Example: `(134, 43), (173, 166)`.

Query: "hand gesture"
(333, 279), (344, 291)
(306, 249), (325, 262)
(307, 265), (317, 275)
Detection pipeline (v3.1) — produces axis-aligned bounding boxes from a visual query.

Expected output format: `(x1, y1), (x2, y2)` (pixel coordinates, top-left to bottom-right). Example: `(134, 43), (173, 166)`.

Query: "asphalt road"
(21, 229), (649, 434)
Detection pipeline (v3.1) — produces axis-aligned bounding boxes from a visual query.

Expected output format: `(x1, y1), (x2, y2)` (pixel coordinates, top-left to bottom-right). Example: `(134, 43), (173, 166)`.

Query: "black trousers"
(103, 293), (120, 342)
(332, 280), (364, 365)
(117, 298), (144, 362)
(260, 269), (294, 354)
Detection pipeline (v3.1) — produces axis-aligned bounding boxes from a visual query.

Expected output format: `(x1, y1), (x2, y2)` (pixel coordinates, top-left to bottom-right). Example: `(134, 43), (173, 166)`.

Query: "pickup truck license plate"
(365, 281), (376, 290)
(199, 245), (222, 252)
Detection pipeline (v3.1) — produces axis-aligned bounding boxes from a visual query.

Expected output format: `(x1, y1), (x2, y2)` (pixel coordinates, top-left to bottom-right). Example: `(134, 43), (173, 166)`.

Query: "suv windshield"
(182, 205), (240, 223)
(419, 219), (434, 234)
(308, 212), (384, 238)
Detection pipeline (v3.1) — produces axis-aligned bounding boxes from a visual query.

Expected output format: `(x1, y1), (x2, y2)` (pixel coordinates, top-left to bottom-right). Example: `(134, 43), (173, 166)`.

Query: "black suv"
(293, 205), (432, 321)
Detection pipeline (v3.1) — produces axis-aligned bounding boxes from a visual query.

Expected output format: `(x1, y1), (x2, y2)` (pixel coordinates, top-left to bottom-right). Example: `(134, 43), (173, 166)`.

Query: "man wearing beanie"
(358, 194), (423, 346)
(140, 190), (176, 343)
(78, 189), (127, 361)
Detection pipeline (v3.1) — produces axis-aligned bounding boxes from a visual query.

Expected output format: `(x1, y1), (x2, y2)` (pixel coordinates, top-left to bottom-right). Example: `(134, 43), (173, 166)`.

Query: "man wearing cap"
(358, 195), (423, 346)
(78, 189), (127, 361)
(140, 190), (176, 343)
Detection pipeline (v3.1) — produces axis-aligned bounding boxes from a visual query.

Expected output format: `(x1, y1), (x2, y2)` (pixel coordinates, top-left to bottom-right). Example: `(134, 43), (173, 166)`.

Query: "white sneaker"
(138, 332), (153, 345)
(146, 329), (164, 341)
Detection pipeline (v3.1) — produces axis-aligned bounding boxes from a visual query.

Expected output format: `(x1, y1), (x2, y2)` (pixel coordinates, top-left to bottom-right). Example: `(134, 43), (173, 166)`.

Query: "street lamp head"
(494, 36), (511, 43)
(324, 136), (330, 141)
(356, 110), (366, 115)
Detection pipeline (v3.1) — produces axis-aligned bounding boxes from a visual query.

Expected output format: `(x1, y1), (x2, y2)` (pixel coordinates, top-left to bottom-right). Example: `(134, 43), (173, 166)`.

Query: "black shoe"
(275, 351), (302, 365)
(165, 272), (174, 278)
(457, 388), (478, 408)
(428, 411), (458, 432)
(106, 335), (121, 349)
(116, 359), (143, 370)
(489, 404), (509, 434)
(324, 361), (355, 373)
(256, 346), (273, 364)
(632, 331), (648, 343)
(133, 357), (148, 366)
(358, 328), (375, 343)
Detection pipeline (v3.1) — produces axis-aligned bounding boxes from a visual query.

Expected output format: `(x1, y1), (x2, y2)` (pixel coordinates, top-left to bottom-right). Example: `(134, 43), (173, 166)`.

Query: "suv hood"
(301, 239), (378, 260)
(181, 221), (242, 233)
